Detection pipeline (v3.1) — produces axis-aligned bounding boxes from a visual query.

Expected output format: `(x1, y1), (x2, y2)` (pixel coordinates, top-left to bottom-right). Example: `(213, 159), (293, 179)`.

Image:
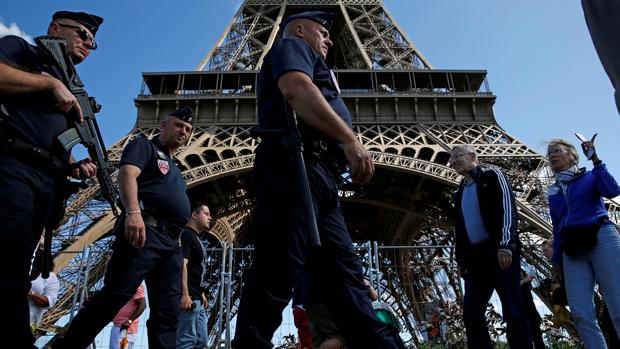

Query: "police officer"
(53, 108), (194, 349)
(0, 11), (102, 348)
(232, 11), (404, 349)
(582, 0), (620, 114)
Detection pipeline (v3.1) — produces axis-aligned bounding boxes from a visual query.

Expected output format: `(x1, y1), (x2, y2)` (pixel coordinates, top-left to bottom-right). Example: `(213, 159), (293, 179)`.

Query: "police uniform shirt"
(258, 37), (352, 131)
(0, 35), (71, 162)
(181, 227), (207, 300)
(120, 136), (190, 222)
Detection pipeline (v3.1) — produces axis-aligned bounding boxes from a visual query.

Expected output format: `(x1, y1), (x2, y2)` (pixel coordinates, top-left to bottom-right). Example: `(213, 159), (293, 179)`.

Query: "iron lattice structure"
(39, 0), (620, 345)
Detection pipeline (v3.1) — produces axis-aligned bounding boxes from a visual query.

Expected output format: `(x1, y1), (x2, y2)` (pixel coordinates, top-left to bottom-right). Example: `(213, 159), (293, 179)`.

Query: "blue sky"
(1, 0), (618, 175)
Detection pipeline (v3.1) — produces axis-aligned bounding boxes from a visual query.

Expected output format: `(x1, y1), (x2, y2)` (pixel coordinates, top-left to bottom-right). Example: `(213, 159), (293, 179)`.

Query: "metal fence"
(39, 242), (560, 348)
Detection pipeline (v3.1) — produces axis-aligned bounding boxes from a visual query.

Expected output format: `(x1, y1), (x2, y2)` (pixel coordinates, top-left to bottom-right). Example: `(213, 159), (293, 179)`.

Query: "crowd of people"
(1, 3), (619, 349)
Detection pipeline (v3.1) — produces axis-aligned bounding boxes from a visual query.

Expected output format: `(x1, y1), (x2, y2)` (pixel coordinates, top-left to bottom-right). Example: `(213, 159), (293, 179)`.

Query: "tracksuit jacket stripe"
(490, 167), (512, 246)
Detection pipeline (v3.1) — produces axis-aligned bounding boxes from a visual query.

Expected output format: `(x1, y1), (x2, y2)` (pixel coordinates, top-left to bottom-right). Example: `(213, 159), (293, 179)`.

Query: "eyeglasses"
(57, 23), (98, 50)
(449, 153), (472, 162)
(546, 148), (567, 158)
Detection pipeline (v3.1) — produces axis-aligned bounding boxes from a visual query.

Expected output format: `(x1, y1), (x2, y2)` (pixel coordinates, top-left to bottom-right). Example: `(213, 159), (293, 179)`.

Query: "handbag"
(560, 222), (601, 256)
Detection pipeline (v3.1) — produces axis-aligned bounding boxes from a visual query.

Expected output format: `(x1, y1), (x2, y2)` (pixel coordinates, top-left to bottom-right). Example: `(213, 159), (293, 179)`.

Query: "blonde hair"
(547, 138), (579, 165)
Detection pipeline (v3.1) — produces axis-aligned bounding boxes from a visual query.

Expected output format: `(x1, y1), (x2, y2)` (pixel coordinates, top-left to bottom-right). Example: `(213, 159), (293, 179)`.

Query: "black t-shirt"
(120, 136), (190, 222)
(258, 37), (352, 132)
(0, 35), (71, 162)
(181, 226), (206, 300)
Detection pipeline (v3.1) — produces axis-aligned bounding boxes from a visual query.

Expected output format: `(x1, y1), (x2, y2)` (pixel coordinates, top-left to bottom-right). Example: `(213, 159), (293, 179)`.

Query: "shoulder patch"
(157, 159), (169, 175)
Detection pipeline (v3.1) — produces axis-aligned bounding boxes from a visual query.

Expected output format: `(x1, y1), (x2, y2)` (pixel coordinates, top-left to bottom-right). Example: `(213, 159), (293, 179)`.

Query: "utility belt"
(259, 133), (346, 173)
(304, 137), (343, 166)
(141, 211), (185, 239)
(0, 129), (66, 178)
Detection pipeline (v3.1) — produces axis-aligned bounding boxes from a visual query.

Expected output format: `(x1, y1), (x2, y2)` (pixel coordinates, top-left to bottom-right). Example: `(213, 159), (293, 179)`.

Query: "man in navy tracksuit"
(450, 144), (533, 349)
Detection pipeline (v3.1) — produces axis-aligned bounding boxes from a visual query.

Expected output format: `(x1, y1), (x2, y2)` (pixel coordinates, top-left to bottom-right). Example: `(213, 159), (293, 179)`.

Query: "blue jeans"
(176, 300), (208, 349)
(109, 325), (137, 349)
(564, 222), (620, 348)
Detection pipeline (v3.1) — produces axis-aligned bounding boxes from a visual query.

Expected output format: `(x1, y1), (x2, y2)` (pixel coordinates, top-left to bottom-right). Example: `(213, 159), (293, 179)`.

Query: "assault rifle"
(35, 36), (119, 277)
(35, 35), (118, 215)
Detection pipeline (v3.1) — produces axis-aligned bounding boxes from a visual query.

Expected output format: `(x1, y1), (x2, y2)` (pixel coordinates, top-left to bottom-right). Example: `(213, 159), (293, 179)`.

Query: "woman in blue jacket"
(547, 138), (620, 348)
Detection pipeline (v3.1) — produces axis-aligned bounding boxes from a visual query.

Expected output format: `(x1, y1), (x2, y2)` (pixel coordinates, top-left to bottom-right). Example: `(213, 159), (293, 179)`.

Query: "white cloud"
(0, 21), (33, 44)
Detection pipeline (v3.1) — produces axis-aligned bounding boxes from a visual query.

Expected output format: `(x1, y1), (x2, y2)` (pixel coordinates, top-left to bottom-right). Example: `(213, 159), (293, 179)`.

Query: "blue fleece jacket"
(548, 163), (620, 263)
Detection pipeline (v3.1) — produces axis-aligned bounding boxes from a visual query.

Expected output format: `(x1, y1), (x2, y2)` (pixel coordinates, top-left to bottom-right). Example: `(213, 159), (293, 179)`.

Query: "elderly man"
(0, 11), (102, 348)
(53, 108), (194, 349)
(450, 145), (533, 349)
(232, 11), (402, 349)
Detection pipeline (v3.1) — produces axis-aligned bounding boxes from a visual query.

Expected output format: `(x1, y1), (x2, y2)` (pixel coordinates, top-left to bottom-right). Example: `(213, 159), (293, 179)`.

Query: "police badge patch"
(158, 159), (169, 175)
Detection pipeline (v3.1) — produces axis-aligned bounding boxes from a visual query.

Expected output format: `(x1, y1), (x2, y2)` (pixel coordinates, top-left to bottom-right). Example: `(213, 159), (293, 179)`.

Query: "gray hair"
(547, 138), (579, 165)
(451, 144), (477, 155)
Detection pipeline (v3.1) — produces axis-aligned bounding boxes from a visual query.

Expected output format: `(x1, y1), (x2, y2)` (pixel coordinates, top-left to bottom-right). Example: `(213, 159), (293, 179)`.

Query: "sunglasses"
(57, 23), (98, 50)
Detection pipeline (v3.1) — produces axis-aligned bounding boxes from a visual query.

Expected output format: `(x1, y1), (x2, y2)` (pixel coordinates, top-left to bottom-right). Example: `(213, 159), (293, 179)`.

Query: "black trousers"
(53, 218), (183, 349)
(232, 146), (403, 349)
(462, 248), (533, 349)
(521, 284), (546, 349)
(0, 156), (55, 349)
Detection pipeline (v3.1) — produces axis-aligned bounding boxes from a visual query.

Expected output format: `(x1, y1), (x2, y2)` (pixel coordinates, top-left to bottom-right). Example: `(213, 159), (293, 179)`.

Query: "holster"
(142, 211), (185, 239)
(301, 133), (347, 179)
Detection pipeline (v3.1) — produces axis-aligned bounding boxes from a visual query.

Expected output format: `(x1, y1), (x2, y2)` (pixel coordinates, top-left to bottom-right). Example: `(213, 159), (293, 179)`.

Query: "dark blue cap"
(52, 11), (104, 35)
(169, 107), (194, 125)
(280, 11), (335, 31)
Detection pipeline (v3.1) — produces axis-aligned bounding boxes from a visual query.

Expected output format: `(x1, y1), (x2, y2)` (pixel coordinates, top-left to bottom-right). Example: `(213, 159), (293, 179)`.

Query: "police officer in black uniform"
(0, 11), (102, 348)
(53, 108), (194, 349)
(232, 11), (404, 349)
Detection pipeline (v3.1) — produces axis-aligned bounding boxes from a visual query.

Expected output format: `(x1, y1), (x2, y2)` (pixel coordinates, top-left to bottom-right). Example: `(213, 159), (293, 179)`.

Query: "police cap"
(169, 107), (194, 125)
(280, 11), (335, 31)
(52, 11), (104, 35)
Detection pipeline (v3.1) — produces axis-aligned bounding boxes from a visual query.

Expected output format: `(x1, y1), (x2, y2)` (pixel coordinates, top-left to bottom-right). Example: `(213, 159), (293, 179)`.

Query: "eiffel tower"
(39, 0), (620, 346)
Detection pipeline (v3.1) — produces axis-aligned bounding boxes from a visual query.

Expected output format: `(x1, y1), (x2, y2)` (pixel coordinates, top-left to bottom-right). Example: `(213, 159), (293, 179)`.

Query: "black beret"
(52, 11), (104, 35)
(280, 11), (335, 31)
(169, 107), (194, 125)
